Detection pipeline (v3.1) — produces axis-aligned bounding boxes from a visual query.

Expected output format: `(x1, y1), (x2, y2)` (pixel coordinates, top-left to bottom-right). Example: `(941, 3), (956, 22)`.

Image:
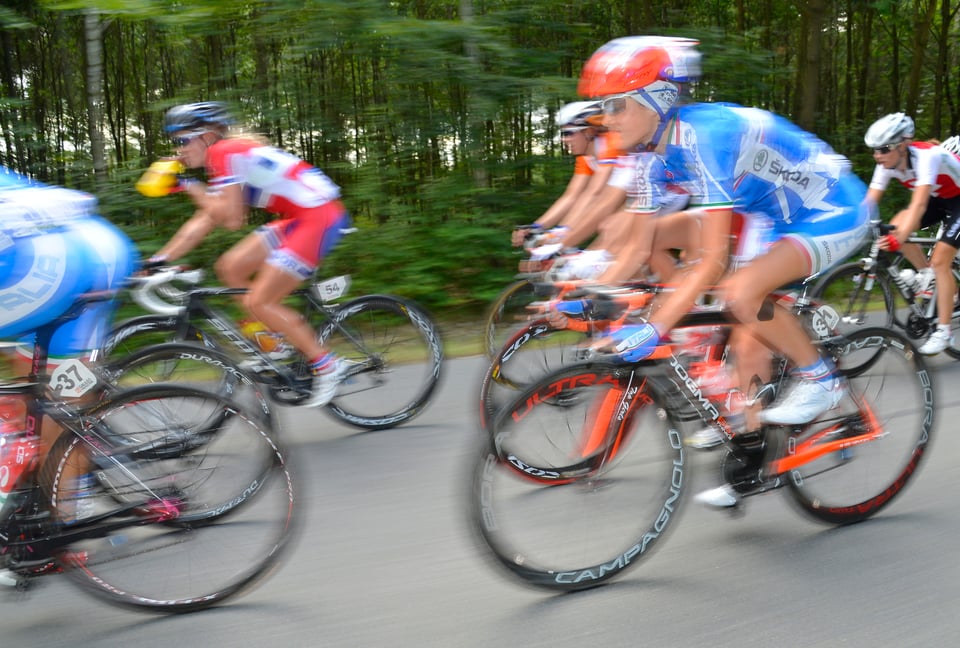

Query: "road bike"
(103, 269), (444, 430)
(0, 300), (296, 612)
(813, 220), (960, 357)
(470, 302), (934, 590)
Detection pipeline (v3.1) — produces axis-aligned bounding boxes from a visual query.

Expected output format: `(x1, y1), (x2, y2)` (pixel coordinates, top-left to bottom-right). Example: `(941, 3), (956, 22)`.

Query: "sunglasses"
(560, 129), (582, 137)
(601, 93), (638, 116)
(171, 130), (208, 147)
(873, 145), (895, 154)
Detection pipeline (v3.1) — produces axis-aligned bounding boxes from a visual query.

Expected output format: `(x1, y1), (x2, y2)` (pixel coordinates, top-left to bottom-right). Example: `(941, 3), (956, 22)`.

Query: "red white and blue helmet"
(577, 36), (701, 117)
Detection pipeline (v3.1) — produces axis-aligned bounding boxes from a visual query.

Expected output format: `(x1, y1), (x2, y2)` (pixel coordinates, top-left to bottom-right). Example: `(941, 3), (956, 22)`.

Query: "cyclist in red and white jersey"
(867, 112), (960, 354)
(149, 102), (350, 406)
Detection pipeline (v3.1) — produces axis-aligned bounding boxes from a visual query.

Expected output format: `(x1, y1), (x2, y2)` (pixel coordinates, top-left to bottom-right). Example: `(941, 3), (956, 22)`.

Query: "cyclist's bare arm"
(646, 208), (732, 333)
(889, 183), (934, 244)
(511, 173), (591, 247)
(873, 184), (932, 269)
(560, 183), (627, 249)
(558, 163), (616, 230)
(183, 181), (248, 231)
(153, 184), (248, 261)
(153, 210), (218, 261)
(595, 210), (657, 284)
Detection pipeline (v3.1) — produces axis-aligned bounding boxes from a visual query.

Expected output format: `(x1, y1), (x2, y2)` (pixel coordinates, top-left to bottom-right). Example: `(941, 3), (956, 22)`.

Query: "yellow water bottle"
(136, 159), (186, 197)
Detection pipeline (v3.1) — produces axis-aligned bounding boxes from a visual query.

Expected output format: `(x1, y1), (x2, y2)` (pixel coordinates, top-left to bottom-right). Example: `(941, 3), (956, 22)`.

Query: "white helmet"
(939, 135), (960, 156)
(864, 113), (915, 148)
(556, 101), (602, 130)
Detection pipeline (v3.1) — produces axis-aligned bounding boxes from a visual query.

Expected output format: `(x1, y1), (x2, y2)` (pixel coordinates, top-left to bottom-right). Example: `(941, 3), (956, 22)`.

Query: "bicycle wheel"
(101, 314), (213, 359)
(42, 384), (295, 613)
(102, 342), (273, 424)
(471, 363), (688, 590)
(483, 280), (539, 358)
(811, 262), (895, 335)
(479, 318), (592, 430)
(785, 327), (934, 524)
(317, 295), (443, 430)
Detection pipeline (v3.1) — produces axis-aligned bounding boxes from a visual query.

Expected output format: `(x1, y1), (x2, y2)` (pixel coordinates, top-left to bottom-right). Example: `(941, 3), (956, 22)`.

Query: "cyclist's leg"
(648, 210), (702, 281)
(918, 199), (960, 353)
(213, 227), (270, 290)
(243, 204), (350, 406)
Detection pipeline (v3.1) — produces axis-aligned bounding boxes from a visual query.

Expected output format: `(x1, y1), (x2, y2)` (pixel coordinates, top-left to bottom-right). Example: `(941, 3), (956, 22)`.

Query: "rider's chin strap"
(643, 106), (680, 152)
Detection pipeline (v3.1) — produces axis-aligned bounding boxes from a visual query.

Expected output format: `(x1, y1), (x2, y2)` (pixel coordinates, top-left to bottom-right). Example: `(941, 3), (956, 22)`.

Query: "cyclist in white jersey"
(866, 112), (960, 354)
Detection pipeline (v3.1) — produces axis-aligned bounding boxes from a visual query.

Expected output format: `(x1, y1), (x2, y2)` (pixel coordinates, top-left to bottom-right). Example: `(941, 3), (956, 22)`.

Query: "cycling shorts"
(772, 178), (870, 276)
(918, 195), (960, 248)
(0, 217), (138, 357)
(256, 200), (351, 280)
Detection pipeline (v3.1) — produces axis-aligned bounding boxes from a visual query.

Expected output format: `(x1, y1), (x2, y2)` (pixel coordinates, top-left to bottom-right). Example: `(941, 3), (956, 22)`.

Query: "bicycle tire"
(479, 318), (591, 430)
(811, 262), (895, 335)
(483, 279), (539, 358)
(471, 362), (687, 590)
(785, 327), (934, 524)
(42, 384), (295, 613)
(102, 341), (273, 425)
(101, 314), (214, 359)
(317, 295), (443, 430)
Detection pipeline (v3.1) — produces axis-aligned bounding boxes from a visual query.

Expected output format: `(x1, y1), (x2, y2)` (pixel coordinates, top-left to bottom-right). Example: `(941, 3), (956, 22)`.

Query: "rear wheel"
(316, 295), (443, 430)
(786, 328), (934, 524)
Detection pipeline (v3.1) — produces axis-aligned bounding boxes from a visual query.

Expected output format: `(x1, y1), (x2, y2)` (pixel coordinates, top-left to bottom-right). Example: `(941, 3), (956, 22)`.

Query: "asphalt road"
(3, 352), (960, 647)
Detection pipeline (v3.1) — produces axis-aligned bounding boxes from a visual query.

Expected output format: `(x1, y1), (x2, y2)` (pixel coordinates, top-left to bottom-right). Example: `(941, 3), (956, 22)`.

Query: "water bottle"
(74, 472), (97, 521)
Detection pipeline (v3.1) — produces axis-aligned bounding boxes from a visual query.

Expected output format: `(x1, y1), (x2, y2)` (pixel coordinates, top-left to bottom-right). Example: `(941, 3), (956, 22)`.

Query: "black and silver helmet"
(164, 102), (233, 134)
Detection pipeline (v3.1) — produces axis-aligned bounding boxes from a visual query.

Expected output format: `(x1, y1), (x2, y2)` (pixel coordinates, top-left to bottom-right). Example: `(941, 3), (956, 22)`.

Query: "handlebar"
(128, 266), (204, 315)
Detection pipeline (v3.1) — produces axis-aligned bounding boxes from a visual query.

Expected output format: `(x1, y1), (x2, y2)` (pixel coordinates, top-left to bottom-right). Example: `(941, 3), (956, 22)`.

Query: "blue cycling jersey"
(0, 168), (137, 355)
(663, 103), (867, 226)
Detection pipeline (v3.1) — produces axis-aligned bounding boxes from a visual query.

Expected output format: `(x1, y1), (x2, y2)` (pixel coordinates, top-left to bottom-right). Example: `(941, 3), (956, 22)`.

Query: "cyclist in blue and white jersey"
(866, 112), (960, 354)
(578, 37), (870, 506)
(0, 167), (137, 362)
(0, 166), (138, 476)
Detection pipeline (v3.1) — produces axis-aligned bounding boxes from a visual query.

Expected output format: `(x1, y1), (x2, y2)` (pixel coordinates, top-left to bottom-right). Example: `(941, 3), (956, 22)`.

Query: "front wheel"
(483, 280), (539, 358)
(471, 363), (688, 590)
(317, 295), (443, 430)
(42, 385), (295, 613)
(811, 262), (895, 336)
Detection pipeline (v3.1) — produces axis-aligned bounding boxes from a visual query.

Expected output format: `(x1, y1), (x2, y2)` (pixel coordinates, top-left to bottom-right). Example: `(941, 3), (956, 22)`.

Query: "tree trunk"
(795, 0), (825, 131)
(84, 11), (107, 186)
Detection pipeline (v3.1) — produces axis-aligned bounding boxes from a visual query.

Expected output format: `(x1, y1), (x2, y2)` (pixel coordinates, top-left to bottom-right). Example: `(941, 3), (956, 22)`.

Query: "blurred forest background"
(2, 0), (959, 317)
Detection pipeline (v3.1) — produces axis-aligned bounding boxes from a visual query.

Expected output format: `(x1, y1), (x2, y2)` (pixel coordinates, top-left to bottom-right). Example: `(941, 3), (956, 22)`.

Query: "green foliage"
(6, 0), (960, 320)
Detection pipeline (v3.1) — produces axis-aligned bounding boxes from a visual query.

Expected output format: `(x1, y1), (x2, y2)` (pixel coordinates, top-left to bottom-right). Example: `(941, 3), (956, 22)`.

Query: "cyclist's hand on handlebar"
(878, 231), (902, 252)
(512, 224), (541, 247)
(592, 322), (661, 363)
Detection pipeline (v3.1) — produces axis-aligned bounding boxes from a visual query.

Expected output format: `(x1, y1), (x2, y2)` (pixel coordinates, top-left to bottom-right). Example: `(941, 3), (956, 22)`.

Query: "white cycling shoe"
(760, 378), (844, 426)
(919, 329), (953, 355)
(306, 358), (347, 408)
